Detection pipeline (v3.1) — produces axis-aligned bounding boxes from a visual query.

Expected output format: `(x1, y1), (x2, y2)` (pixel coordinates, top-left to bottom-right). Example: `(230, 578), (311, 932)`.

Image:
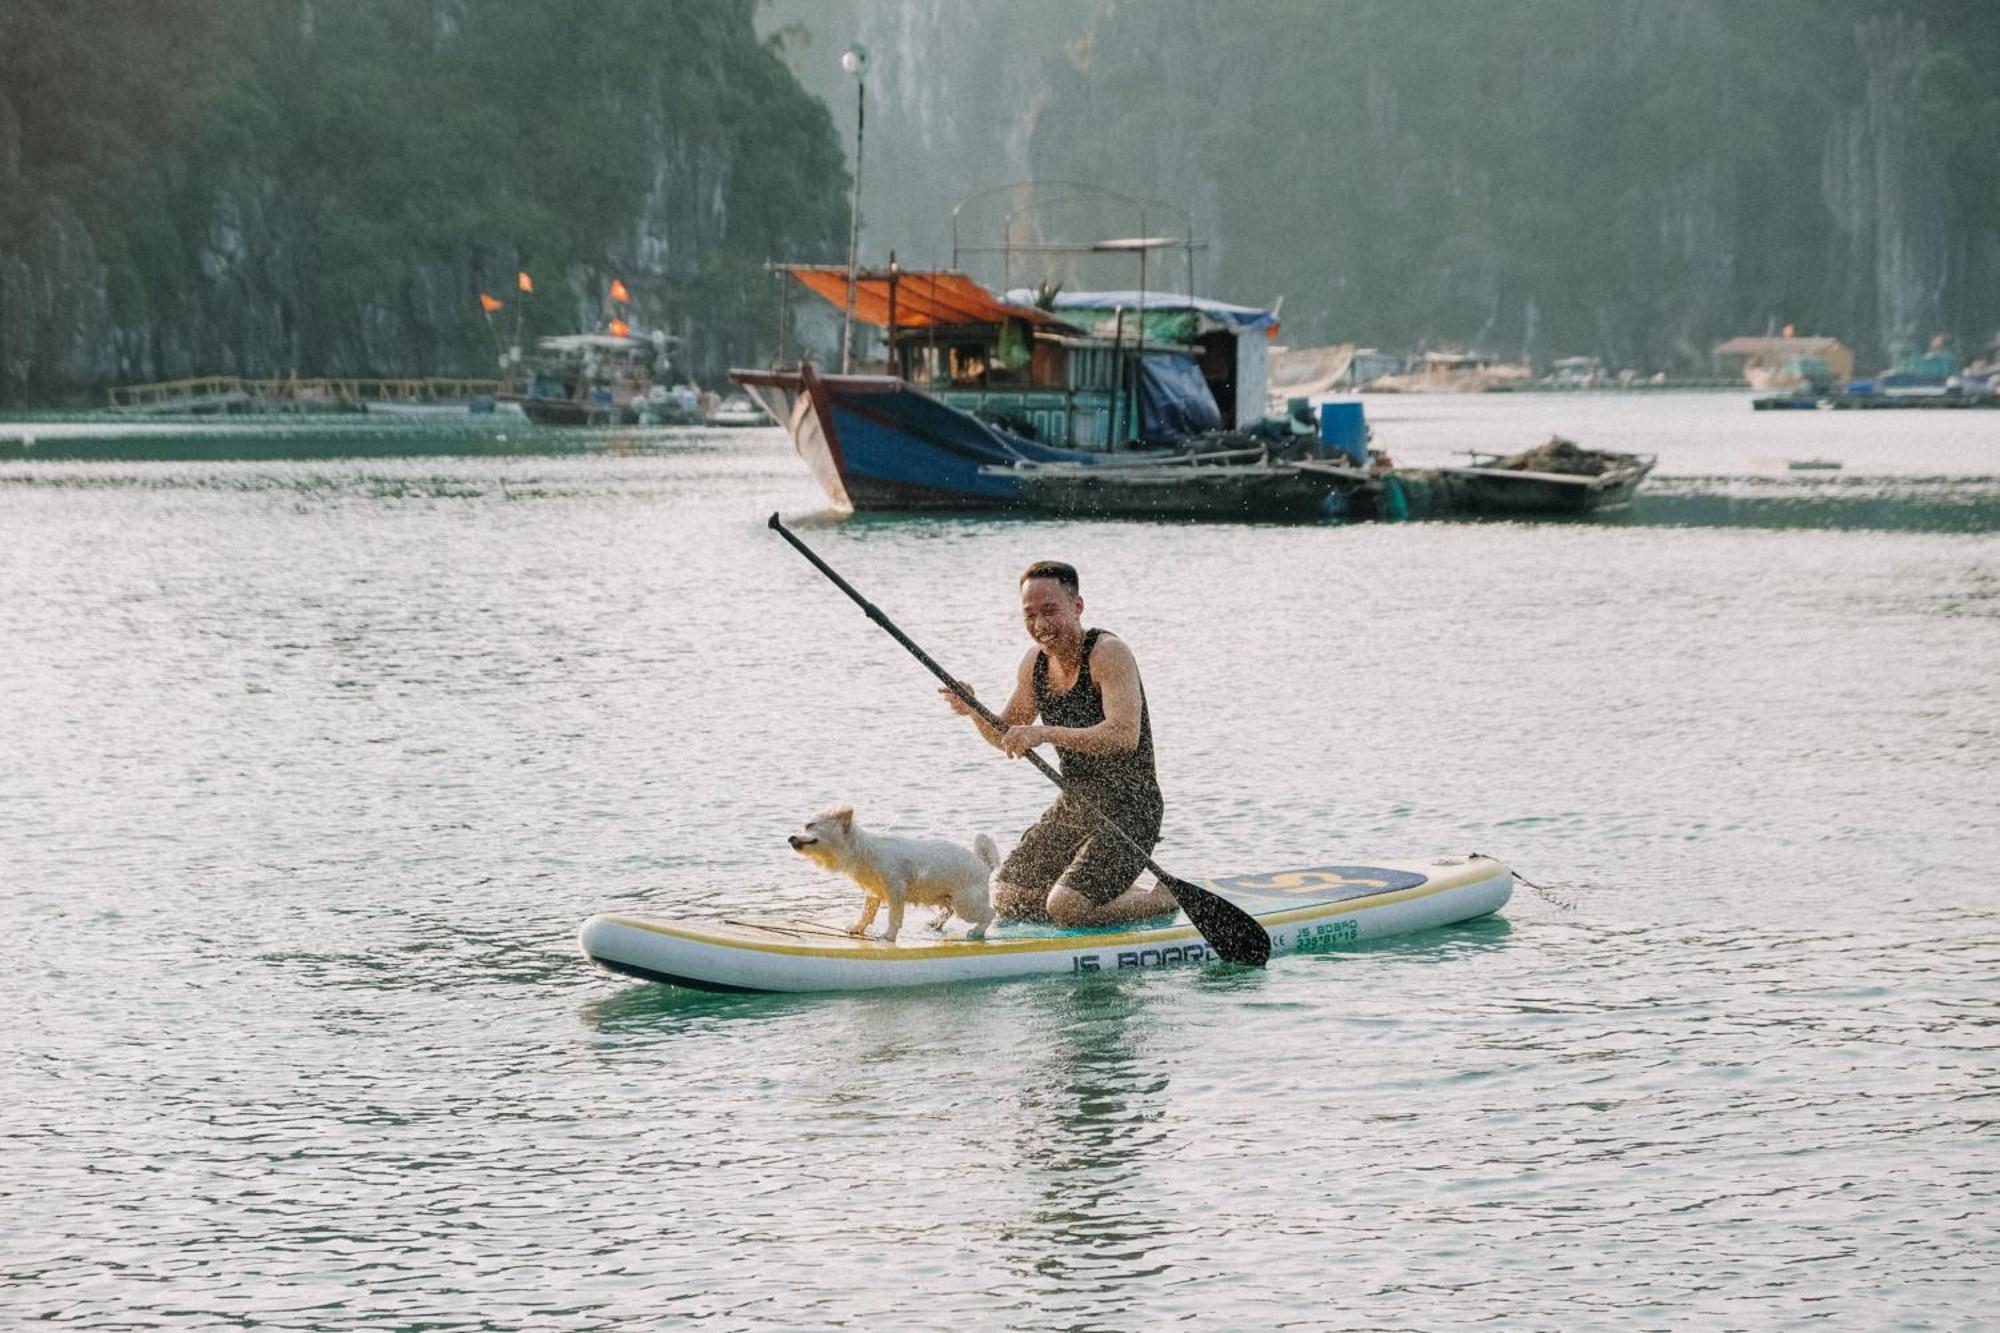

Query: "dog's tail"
(972, 833), (1001, 869)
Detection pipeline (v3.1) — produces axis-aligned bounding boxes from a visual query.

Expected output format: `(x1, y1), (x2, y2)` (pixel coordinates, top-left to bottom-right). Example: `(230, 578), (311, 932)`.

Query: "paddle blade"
(1160, 872), (1270, 967)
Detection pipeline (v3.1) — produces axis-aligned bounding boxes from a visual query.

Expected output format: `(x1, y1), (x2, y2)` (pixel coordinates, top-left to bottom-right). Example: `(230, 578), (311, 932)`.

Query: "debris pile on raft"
(1493, 436), (1619, 475)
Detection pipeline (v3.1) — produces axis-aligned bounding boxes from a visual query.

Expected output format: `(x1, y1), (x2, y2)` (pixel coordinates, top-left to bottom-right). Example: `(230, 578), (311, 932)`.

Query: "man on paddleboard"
(942, 560), (1177, 927)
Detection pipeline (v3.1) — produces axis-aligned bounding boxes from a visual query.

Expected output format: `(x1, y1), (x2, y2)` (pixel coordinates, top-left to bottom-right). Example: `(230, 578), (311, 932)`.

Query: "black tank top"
(1033, 628), (1162, 812)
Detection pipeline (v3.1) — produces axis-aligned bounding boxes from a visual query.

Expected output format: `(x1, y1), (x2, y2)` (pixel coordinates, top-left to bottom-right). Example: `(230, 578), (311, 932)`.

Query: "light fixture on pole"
(840, 44), (868, 374)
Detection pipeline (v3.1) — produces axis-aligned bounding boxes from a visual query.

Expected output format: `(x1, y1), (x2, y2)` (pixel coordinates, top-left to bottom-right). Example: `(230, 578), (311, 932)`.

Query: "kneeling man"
(942, 560), (1176, 927)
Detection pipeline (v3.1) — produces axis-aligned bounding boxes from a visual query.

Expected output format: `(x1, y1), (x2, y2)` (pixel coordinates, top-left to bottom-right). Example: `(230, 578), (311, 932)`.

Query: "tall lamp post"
(840, 44), (869, 374)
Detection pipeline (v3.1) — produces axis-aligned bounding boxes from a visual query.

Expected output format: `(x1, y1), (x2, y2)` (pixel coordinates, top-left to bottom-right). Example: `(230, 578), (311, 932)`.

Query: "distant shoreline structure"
(104, 375), (505, 416)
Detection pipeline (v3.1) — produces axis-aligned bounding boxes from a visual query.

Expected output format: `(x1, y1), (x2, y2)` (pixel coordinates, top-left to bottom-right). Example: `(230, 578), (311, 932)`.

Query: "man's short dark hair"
(1019, 560), (1079, 595)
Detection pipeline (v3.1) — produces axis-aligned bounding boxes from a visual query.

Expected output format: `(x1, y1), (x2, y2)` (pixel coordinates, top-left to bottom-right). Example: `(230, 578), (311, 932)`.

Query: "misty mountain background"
(767, 0), (1999, 375)
(3, 0), (1994, 405)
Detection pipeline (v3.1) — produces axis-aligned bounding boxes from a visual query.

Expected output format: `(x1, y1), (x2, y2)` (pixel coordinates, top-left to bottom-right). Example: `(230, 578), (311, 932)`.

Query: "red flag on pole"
(609, 279), (631, 304)
(479, 292), (503, 314)
(517, 271), (534, 294)
(608, 318), (631, 338)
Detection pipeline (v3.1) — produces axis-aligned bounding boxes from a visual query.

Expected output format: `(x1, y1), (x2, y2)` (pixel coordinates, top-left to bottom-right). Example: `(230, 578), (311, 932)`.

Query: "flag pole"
(840, 45), (869, 374)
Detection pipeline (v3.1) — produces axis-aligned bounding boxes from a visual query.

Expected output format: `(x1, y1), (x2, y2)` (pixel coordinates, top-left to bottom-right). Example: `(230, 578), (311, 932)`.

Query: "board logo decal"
(1215, 865), (1428, 896)
(1072, 944), (1212, 972)
(1295, 919), (1360, 952)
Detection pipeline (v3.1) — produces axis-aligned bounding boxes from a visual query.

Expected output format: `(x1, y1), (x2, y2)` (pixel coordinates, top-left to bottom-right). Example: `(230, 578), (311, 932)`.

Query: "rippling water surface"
(2, 395), (1995, 1329)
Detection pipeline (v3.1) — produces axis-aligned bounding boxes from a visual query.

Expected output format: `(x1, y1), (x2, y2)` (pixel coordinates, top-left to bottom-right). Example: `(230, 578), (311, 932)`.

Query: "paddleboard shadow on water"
(579, 959), (1074, 1034)
(581, 981), (827, 1036)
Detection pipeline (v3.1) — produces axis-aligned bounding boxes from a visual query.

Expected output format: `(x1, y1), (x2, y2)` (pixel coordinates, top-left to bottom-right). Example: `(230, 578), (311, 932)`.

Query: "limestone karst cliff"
(5, 2), (1995, 405)
(0, 0), (849, 405)
(769, 0), (1998, 374)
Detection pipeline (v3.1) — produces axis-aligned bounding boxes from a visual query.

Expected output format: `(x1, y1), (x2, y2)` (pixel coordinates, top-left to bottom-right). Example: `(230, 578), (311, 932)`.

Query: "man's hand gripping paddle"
(768, 513), (1271, 967)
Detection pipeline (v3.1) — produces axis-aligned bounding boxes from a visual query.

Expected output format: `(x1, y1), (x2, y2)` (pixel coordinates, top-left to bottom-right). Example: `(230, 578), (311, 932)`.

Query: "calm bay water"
(2, 394), (1995, 1328)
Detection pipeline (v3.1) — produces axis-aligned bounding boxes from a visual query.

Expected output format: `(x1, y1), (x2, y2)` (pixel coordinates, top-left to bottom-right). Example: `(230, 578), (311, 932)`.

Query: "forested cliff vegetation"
(0, 0), (848, 406)
(771, 0), (1999, 374)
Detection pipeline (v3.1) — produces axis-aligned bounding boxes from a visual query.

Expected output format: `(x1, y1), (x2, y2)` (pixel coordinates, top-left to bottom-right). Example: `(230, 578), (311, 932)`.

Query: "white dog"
(787, 807), (999, 943)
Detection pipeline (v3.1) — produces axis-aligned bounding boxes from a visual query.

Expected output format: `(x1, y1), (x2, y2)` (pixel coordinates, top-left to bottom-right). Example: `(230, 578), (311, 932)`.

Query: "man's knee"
(992, 877), (1049, 921)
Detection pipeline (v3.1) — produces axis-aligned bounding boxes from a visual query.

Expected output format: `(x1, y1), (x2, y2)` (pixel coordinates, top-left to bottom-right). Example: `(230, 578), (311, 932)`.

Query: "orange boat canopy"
(781, 265), (1074, 331)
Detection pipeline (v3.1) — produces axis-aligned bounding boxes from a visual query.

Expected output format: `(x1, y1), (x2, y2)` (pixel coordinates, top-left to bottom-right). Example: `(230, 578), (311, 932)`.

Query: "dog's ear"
(831, 806), (853, 828)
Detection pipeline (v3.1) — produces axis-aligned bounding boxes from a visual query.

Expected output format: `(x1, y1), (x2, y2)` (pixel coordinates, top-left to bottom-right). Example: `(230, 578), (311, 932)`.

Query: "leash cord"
(1472, 853), (1577, 911)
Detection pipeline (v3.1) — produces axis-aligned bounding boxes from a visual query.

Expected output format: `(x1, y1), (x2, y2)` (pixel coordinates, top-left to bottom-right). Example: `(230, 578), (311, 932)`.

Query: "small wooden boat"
(1749, 456), (1843, 474)
(514, 332), (707, 427)
(985, 447), (1376, 522)
(705, 392), (771, 428)
(1434, 437), (1655, 515)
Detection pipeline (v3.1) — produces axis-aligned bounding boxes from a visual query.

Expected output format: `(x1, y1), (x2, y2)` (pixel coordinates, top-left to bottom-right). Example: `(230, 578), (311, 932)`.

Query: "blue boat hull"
(733, 363), (1104, 511)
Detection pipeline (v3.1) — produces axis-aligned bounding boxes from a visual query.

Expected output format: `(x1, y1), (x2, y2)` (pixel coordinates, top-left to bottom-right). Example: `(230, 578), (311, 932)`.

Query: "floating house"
(1712, 336), (1854, 390)
(1543, 356), (1605, 387)
(1349, 348), (1406, 388)
(1363, 348), (1532, 393)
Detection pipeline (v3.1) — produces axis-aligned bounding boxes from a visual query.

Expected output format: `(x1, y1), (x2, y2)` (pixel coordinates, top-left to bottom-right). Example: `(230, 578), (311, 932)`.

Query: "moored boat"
(1752, 391), (1825, 410)
(730, 262), (1283, 510)
(705, 391), (771, 427)
(513, 332), (707, 427)
(1431, 436), (1655, 515)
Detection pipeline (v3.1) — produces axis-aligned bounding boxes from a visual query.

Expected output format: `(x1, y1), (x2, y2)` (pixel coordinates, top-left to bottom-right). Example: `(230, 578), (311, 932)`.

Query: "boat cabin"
(1017, 289), (1276, 438)
(776, 265), (1274, 452)
(515, 333), (660, 409)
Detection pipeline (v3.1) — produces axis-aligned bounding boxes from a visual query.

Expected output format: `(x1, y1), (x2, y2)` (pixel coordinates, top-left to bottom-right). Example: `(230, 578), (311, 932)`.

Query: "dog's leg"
(881, 890), (905, 944)
(954, 877), (995, 942)
(964, 894), (994, 941)
(927, 907), (952, 932)
(848, 894), (881, 937)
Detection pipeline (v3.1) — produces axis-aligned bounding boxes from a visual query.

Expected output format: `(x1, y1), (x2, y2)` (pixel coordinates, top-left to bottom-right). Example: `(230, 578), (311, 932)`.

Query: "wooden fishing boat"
(729, 184), (1286, 511)
(513, 333), (707, 427)
(1433, 436), (1655, 515)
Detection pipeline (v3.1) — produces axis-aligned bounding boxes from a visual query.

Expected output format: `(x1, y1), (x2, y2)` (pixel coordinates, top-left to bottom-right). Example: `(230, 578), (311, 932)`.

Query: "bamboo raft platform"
(985, 447), (1378, 521)
(106, 375), (504, 415)
(984, 436), (1656, 523)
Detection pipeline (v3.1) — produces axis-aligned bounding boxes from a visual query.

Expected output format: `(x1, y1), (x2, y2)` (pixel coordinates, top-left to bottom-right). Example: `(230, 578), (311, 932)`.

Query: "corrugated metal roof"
(781, 266), (1072, 330)
(1713, 336), (1847, 355)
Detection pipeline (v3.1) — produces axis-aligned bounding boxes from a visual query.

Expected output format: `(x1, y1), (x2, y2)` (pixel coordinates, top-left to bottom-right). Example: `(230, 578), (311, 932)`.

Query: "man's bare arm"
(1015, 637), (1143, 756)
(942, 648), (1040, 749)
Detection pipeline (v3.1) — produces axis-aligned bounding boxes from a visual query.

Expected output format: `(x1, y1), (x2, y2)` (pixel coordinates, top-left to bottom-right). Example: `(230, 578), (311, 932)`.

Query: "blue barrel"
(1317, 400), (1369, 464)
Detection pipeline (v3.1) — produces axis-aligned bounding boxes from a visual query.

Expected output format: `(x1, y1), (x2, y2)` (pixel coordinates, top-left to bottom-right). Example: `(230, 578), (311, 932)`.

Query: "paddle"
(768, 513), (1271, 967)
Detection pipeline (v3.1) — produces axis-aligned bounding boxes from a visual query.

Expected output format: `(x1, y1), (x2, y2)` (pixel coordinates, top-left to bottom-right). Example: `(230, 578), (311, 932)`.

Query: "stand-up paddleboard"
(578, 854), (1511, 994)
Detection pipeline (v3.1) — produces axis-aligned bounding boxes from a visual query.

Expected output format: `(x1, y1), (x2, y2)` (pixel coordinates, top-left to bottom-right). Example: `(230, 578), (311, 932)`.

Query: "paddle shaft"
(766, 513), (1270, 966)
(767, 516), (1072, 790)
